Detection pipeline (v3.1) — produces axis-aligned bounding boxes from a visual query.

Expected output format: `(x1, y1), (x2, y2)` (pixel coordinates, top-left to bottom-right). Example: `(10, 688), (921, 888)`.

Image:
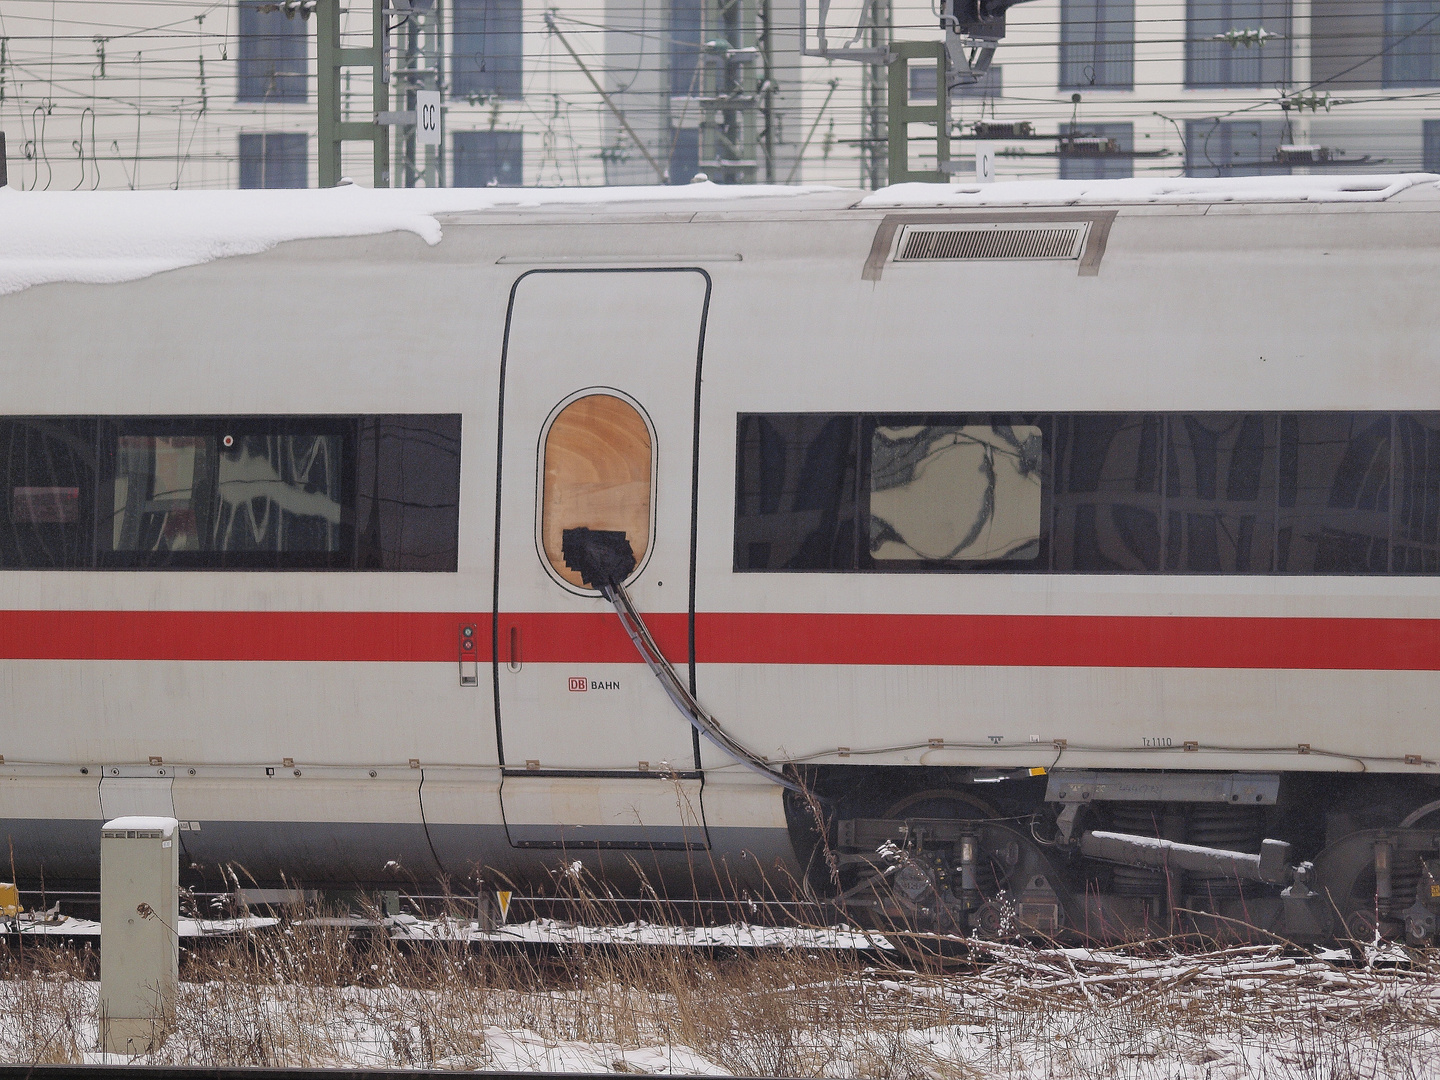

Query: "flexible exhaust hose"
(603, 579), (806, 794)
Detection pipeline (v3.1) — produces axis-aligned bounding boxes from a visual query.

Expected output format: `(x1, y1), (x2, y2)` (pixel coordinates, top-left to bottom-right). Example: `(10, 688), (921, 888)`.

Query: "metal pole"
(545, 12), (666, 182)
(760, 0), (774, 182)
(317, 0), (341, 187)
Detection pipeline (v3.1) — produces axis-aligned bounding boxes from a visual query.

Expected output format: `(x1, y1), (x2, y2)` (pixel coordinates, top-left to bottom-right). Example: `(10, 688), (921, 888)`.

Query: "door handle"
(507, 625), (522, 673)
(459, 624), (479, 686)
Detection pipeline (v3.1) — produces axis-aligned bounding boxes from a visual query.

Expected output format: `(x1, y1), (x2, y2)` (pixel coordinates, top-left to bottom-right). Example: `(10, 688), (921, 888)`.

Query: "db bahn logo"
(569, 677), (620, 691)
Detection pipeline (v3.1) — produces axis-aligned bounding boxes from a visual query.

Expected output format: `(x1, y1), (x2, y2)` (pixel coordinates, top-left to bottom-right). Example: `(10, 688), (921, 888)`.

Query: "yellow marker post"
(496, 890), (512, 923)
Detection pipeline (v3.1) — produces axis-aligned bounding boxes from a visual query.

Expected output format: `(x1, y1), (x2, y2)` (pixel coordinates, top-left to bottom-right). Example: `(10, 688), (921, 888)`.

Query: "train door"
(493, 269), (710, 849)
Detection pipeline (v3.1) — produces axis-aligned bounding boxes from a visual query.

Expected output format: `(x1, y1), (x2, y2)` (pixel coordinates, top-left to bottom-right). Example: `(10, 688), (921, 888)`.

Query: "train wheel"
(869, 788), (1000, 968)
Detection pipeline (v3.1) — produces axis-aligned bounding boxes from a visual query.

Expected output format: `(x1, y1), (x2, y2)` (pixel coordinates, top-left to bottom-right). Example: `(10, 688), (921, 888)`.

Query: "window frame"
(96, 416), (358, 571)
(535, 388), (659, 596)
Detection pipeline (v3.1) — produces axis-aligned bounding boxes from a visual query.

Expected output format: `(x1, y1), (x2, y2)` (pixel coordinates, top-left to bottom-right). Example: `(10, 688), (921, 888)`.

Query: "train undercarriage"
(801, 767), (1440, 946)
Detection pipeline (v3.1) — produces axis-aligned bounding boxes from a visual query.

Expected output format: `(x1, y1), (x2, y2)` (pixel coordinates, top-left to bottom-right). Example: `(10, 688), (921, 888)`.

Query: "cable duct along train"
(3, 175), (1440, 944)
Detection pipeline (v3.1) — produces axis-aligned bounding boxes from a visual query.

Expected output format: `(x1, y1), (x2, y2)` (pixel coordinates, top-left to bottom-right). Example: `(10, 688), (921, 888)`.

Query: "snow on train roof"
(0, 173), (1436, 297)
(0, 181), (838, 296)
(862, 173), (1440, 208)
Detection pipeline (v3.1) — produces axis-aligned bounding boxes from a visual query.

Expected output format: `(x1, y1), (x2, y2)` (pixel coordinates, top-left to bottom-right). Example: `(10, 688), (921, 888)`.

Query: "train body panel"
(1, 181), (1439, 925)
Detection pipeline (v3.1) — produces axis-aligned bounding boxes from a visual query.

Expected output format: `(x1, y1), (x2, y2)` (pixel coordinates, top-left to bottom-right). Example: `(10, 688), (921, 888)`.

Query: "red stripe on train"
(0, 610), (1436, 670)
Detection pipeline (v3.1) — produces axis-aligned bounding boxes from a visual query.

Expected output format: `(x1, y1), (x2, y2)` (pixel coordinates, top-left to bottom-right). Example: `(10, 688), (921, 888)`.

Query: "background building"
(0, 0), (1435, 190)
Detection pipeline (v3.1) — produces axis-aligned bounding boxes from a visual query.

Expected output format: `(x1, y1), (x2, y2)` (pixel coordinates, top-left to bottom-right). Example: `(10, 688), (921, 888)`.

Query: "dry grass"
(2, 877), (1439, 1077)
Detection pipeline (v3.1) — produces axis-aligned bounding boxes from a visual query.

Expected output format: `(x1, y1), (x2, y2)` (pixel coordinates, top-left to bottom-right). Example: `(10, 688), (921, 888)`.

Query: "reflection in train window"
(735, 411), (1440, 575)
(0, 418), (98, 568)
(869, 424), (1042, 564)
(734, 414), (858, 570)
(540, 393), (653, 589)
(0, 414), (461, 570)
(102, 420), (352, 568)
(356, 415), (462, 571)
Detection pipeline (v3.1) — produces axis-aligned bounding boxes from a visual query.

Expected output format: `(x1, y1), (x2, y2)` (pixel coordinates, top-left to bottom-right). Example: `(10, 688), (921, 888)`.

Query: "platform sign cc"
(416, 91), (441, 146)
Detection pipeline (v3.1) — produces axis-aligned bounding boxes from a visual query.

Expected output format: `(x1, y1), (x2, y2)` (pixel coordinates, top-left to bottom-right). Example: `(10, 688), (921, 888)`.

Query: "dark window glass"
(0, 419), (97, 568)
(1185, 120), (1289, 176)
(1312, 1), (1385, 88)
(1394, 413), (1440, 572)
(99, 419), (354, 569)
(1277, 414), (1393, 572)
(1165, 414), (1276, 571)
(1052, 414), (1161, 571)
(671, 0), (703, 96)
(0, 414), (460, 572)
(453, 130), (523, 187)
(356, 415), (462, 571)
(1426, 119), (1440, 171)
(669, 127), (700, 184)
(734, 414), (859, 570)
(736, 411), (1440, 576)
(1385, 0), (1440, 85)
(238, 132), (308, 189)
(452, 0), (524, 99)
(1060, 122), (1134, 179)
(237, 1), (308, 103)
(1060, 0), (1136, 89)
(1186, 0), (1291, 87)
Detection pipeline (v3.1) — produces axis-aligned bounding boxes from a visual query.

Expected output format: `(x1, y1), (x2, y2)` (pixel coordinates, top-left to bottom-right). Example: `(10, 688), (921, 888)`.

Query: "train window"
(0, 419), (98, 568)
(1052, 414), (1162, 572)
(734, 414), (859, 570)
(356, 415), (462, 571)
(100, 419), (354, 568)
(1278, 414), (1394, 573)
(736, 410), (1440, 576)
(868, 422), (1043, 565)
(0, 414), (461, 571)
(540, 393), (653, 590)
(1164, 414), (1277, 572)
(1394, 413), (1440, 573)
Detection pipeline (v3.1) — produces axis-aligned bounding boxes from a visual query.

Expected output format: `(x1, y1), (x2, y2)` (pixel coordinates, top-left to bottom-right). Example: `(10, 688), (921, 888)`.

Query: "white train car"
(3, 174), (1440, 942)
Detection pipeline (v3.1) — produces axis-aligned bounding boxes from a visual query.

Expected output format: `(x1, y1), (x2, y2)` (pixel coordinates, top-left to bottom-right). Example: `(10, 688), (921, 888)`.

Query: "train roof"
(1, 173), (1437, 297)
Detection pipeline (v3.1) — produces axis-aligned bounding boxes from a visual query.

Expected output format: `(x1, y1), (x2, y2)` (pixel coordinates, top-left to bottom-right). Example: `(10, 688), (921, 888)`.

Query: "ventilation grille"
(896, 223), (1087, 262)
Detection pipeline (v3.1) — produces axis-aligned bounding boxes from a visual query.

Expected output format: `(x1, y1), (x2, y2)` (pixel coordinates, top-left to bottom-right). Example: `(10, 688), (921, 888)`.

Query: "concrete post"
(99, 816), (180, 1054)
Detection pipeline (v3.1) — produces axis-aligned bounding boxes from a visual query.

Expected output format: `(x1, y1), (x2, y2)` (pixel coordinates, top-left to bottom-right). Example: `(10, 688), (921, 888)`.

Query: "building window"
(1426, 119), (1440, 170)
(671, 0), (703, 97)
(669, 127), (700, 184)
(1060, 122), (1134, 178)
(1385, 0), (1440, 85)
(238, 133), (308, 189)
(1060, 0), (1135, 89)
(237, 1), (308, 103)
(1186, 0), (1291, 87)
(1184, 120), (1288, 175)
(909, 64), (1003, 101)
(452, 0), (524, 99)
(453, 131), (523, 186)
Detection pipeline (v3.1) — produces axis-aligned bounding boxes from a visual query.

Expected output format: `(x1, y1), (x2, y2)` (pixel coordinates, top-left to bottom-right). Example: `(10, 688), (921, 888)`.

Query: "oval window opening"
(540, 393), (653, 590)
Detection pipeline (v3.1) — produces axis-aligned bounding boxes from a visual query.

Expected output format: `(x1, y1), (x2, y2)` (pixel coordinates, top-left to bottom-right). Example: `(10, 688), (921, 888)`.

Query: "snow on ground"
(3, 935), (1440, 1076)
(9, 912), (884, 950)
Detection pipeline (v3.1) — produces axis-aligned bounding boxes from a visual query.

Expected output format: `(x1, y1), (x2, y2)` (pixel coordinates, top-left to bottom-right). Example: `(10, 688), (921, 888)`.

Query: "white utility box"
(100, 816), (180, 1054)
